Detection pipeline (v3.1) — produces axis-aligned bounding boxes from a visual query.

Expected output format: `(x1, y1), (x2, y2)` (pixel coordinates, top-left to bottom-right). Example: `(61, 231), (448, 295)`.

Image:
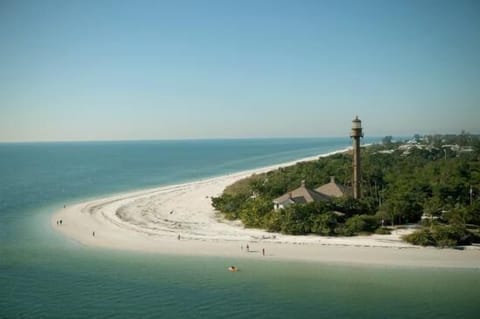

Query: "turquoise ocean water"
(1, 138), (479, 318)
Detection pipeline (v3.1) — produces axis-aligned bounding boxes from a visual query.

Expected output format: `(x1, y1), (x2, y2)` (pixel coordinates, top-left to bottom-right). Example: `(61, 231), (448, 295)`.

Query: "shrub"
(403, 229), (435, 246)
(435, 238), (457, 248)
(344, 215), (365, 234)
(375, 227), (391, 235)
(344, 215), (379, 235)
(335, 224), (354, 236)
(263, 211), (281, 232)
(403, 224), (473, 247)
(310, 212), (337, 236)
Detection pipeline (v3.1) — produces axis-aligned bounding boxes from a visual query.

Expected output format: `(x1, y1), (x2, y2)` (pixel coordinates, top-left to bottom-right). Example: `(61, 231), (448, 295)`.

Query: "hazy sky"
(1, 0), (479, 142)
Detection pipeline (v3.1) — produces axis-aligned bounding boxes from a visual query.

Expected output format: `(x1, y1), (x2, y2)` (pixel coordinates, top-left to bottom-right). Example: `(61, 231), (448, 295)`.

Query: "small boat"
(228, 266), (238, 272)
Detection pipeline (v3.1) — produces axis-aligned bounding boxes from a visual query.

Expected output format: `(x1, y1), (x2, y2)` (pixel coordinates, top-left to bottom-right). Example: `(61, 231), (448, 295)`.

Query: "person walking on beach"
(246, 244), (249, 252)
(92, 231), (95, 237)
(262, 248), (265, 256)
(177, 234), (181, 240)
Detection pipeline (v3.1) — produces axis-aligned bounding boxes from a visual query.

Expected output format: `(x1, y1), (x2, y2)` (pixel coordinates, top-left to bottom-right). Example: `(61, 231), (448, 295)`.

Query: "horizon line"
(0, 136), (392, 144)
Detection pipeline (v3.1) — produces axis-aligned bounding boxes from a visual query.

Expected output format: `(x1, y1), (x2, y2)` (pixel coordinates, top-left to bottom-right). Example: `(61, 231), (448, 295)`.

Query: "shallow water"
(1, 138), (479, 318)
(2, 248), (479, 318)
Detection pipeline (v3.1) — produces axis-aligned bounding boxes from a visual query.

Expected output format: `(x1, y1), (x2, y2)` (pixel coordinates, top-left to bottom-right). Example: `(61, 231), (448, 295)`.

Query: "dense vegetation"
(212, 133), (480, 247)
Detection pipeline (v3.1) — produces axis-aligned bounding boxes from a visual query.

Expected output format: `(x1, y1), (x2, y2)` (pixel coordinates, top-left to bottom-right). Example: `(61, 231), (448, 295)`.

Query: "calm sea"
(1, 138), (479, 319)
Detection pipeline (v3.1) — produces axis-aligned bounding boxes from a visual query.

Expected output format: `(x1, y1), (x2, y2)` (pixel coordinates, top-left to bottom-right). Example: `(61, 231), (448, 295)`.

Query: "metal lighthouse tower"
(350, 116), (363, 199)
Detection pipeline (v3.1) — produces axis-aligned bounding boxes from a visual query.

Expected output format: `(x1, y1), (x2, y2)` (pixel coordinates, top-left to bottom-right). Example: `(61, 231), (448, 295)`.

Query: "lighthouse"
(350, 116), (363, 199)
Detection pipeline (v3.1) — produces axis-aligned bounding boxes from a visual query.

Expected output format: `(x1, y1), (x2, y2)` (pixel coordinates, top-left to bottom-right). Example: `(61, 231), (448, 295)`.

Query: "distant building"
(273, 178), (350, 211)
(273, 180), (330, 211)
(460, 147), (473, 153)
(377, 150), (395, 154)
(315, 176), (351, 198)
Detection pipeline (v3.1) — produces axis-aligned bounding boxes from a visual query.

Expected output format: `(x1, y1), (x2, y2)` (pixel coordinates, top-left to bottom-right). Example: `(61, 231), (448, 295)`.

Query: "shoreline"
(52, 146), (480, 269)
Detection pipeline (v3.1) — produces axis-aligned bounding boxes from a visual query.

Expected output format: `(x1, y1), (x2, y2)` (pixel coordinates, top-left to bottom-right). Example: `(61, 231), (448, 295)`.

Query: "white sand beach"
(52, 149), (480, 268)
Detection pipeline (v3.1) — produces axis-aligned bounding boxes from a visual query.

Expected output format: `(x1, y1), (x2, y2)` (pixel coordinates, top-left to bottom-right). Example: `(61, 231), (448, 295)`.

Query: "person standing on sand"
(246, 244), (249, 252)
(177, 234), (180, 240)
(92, 231), (95, 237)
(262, 248), (265, 256)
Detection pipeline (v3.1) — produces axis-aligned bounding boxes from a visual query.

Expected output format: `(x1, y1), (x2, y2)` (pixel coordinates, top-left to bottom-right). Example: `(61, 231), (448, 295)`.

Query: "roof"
(315, 176), (351, 198)
(273, 180), (330, 205)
